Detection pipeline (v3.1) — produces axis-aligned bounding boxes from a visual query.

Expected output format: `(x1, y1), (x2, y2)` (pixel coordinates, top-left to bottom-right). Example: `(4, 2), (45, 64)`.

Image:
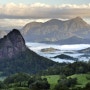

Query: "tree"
(84, 82), (90, 90)
(28, 77), (50, 90)
(0, 81), (6, 89)
(4, 72), (31, 87)
(55, 77), (77, 90)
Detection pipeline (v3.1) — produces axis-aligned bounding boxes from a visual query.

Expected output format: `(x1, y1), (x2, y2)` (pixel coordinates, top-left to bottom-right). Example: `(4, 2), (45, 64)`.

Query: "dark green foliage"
(4, 72), (30, 86)
(3, 73), (50, 90)
(54, 54), (77, 61)
(13, 87), (30, 90)
(55, 85), (69, 90)
(0, 72), (90, 90)
(83, 82), (90, 90)
(28, 76), (50, 90)
(86, 75), (90, 80)
(0, 49), (58, 76)
(55, 76), (77, 90)
(71, 87), (83, 90)
(0, 81), (6, 89)
(42, 61), (90, 76)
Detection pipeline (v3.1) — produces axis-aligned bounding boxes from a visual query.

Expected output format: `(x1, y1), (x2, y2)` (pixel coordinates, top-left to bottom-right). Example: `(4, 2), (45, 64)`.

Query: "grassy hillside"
(69, 74), (90, 87)
(42, 75), (59, 89)
(42, 74), (90, 89)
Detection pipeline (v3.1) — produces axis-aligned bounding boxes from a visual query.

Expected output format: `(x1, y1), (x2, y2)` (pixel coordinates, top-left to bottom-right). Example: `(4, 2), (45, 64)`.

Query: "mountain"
(22, 17), (90, 44)
(0, 29), (26, 59)
(41, 47), (59, 52)
(78, 47), (90, 53)
(22, 22), (42, 35)
(54, 36), (90, 44)
(53, 54), (77, 61)
(0, 29), (58, 76)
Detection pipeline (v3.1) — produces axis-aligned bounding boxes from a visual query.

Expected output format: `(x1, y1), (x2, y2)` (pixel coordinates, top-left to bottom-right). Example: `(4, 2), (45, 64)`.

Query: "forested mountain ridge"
(0, 29), (58, 76)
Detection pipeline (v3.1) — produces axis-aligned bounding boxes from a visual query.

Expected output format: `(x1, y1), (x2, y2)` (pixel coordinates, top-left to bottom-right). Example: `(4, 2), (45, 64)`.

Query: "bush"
(4, 73), (30, 85)
(54, 77), (77, 90)
(86, 75), (90, 80)
(28, 77), (50, 90)
(14, 87), (30, 90)
(0, 81), (6, 89)
(84, 82), (90, 90)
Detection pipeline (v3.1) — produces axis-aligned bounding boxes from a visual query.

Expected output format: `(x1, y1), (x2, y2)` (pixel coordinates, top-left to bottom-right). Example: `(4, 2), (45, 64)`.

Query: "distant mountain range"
(78, 47), (90, 53)
(22, 17), (90, 44)
(54, 36), (90, 44)
(0, 29), (57, 76)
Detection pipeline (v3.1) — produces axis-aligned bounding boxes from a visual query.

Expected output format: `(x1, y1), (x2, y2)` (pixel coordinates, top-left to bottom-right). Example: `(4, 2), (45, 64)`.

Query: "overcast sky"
(0, 0), (90, 30)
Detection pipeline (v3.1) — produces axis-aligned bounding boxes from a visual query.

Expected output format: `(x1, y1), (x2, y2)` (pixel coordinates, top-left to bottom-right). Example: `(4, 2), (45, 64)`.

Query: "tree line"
(41, 61), (90, 76)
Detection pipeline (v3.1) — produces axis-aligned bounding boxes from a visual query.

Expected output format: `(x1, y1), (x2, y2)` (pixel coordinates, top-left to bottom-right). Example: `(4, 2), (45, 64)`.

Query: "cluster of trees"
(0, 73), (90, 90)
(54, 74), (90, 90)
(28, 76), (50, 90)
(55, 75), (77, 90)
(0, 73), (31, 89)
(41, 61), (90, 76)
(0, 73), (50, 90)
(55, 82), (90, 90)
(4, 73), (30, 86)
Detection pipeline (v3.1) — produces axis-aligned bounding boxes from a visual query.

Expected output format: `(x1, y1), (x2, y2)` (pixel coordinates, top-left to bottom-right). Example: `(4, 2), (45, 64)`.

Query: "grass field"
(69, 74), (90, 87)
(43, 74), (90, 89)
(42, 75), (60, 89)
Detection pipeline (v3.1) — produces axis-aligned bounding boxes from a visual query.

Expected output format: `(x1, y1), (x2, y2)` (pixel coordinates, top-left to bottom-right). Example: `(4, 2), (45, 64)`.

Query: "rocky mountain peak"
(44, 19), (62, 25)
(0, 29), (26, 59)
(74, 16), (83, 20)
(70, 16), (88, 25)
(8, 29), (22, 36)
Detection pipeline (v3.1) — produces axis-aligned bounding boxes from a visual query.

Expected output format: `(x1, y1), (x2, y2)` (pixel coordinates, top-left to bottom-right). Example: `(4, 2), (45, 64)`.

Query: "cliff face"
(0, 29), (26, 59)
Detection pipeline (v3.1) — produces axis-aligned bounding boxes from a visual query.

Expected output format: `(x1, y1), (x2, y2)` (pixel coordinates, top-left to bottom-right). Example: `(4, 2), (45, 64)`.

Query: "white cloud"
(0, 19), (29, 26)
(0, 3), (90, 29)
(0, 3), (90, 19)
(0, 18), (49, 30)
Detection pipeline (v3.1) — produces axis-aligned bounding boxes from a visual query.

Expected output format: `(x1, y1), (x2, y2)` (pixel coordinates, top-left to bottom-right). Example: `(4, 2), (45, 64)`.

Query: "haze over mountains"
(22, 17), (90, 44)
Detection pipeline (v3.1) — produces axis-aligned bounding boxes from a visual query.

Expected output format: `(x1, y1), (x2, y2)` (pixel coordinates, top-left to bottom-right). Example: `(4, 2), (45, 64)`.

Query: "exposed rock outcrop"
(0, 29), (26, 59)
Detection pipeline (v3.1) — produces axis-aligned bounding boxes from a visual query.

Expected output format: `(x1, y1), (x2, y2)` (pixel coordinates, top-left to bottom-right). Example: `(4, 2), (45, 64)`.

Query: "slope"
(0, 29), (58, 76)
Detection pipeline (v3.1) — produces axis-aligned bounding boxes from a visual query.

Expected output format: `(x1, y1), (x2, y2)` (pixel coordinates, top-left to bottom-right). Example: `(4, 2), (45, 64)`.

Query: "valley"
(0, 29), (90, 90)
(0, 0), (90, 90)
(26, 42), (90, 63)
